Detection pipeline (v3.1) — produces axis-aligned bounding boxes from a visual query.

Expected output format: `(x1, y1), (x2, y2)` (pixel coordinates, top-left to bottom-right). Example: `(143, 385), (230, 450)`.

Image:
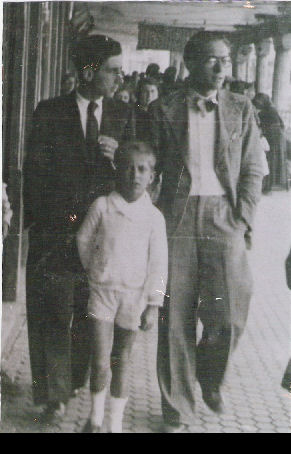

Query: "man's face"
(187, 40), (231, 92)
(140, 84), (159, 107)
(118, 152), (155, 202)
(93, 54), (123, 98)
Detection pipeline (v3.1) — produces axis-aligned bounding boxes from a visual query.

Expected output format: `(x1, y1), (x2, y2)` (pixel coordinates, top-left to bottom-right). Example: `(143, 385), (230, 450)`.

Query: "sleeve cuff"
(147, 298), (165, 307)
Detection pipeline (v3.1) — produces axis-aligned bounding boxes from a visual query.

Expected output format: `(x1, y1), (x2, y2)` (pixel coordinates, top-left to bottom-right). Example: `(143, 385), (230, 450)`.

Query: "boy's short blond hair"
(115, 141), (157, 171)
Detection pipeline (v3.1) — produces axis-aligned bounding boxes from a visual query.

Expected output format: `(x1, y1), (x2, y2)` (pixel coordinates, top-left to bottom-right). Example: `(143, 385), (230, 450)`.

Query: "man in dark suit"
(148, 31), (264, 432)
(23, 34), (134, 420)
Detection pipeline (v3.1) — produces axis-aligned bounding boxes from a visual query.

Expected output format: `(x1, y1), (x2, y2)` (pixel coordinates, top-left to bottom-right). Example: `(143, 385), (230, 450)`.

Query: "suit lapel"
(101, 98), (128, 139)
(215, 89), (242, 167)
(63, 92), (85, 140)
(215, 91), (230, 170)
(67, 92), (105, 168)
(160, 90), (188, 164)
(215, 89), (243, 200)
(61, 92), (91, 164)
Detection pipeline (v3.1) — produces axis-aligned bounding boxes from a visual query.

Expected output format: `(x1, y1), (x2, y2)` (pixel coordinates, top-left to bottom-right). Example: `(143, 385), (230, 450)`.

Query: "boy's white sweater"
(77, 191), (168, 306)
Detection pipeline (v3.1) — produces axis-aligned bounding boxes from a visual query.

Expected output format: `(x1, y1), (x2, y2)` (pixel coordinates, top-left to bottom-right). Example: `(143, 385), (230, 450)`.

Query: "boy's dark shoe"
(1, 371), (22, 396)
(82, 419), (102, 433)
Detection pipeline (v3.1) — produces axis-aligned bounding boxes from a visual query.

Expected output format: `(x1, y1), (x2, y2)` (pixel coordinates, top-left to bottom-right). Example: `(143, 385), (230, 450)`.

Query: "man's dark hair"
(252, 92), (272, 109)
(115, 141), (157, 171)
(146, 63), (160, 77)
(71, 34), (121, 72)
(183, 31), (231, 66)
(230, 80), (250, 95)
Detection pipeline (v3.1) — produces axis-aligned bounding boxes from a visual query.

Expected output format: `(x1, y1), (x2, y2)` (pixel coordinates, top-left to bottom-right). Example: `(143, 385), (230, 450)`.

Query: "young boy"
(77, 141), (168, 433)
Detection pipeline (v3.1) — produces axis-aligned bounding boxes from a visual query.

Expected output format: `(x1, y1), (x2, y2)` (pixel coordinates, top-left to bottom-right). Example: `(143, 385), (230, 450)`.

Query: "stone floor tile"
(1, 192), (291, 433)
(222, 428), (242, 433)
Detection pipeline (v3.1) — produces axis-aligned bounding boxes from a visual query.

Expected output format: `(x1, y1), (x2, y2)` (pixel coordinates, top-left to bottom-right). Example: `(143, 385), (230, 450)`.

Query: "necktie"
(205, 99), (218, 112)
(191, 96), (218, 116)
(86, 101), (99, 161)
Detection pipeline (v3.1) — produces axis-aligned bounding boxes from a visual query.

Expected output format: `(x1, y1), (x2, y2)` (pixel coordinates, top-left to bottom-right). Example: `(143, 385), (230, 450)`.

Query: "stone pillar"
(272, 33), (291, 111)
(170, 51), (182, 74)
(178, 59), (187, 81)
(255, 38), (272, 93)
(232, 44), (253, 81)
(246, 44), (256, 83)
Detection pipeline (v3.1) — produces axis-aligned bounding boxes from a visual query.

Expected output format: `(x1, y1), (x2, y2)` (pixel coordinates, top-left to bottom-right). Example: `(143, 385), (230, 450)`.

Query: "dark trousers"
(26, 233), (91, 406)
(157, 196), (253, 425)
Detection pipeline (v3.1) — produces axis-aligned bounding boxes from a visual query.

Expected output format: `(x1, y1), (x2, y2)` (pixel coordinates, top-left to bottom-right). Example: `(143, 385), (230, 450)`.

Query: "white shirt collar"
(76, 91), (103, 135)
(108, 191), (152, 221)
(76, 91), (103, 108)
(186, 87), (218, 104)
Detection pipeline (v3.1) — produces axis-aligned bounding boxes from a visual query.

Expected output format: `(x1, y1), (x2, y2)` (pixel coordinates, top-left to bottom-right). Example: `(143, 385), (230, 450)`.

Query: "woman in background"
(134, 77), (159, 140)
(115, 86), (131, 104)
(253, 93), (288, 192)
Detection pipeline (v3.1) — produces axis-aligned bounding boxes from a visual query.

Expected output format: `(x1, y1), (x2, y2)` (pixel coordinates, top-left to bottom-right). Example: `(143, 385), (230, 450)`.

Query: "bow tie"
(191, 96), (218, 116)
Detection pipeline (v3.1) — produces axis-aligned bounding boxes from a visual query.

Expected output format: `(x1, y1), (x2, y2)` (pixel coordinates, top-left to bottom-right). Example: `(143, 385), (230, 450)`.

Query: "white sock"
(90, 387), (107, 427)
(109, 396), (128, 433)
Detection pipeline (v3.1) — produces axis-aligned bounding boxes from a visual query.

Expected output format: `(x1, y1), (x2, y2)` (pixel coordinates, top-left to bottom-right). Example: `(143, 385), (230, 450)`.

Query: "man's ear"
(185, 60), (197, 75)
(82, 67), (95, 83)
(149, 170), (155, 185)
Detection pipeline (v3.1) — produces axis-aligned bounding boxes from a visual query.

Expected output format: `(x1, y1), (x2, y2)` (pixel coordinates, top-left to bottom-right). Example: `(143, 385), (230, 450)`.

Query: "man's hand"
(98, 135), (118, 162)
(140, 305), (159, 331)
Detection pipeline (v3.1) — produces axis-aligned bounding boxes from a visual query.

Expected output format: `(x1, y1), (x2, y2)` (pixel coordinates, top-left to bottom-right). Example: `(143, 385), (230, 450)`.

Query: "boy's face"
(118, 151), (155, 202)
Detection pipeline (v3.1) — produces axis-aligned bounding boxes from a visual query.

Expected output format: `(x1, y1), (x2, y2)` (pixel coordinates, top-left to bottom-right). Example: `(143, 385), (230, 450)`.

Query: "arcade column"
(272, 33), (291, 111)
(232, 44), (253, 81)
(255, 38), (272, 94)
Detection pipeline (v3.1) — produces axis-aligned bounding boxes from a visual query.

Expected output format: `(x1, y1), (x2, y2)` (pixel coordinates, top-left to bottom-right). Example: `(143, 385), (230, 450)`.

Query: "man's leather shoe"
(202, 388), (225, 414)
(163, 423), (188, 433)
(40, 401), (66, 423)
(82, 419), (101, 433)
(1, 371), (22, 396)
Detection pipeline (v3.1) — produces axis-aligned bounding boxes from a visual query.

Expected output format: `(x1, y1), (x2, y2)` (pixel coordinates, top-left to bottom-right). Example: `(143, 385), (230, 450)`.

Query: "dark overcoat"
(23, 91), (134, 405)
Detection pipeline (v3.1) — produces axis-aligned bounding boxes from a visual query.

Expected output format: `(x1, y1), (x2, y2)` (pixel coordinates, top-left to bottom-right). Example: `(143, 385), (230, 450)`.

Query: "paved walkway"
(1, 191), (291, 433)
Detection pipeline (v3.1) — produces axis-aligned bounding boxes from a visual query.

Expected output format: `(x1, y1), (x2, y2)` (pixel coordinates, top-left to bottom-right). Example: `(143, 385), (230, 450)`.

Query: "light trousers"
(157, 195), (253, 425)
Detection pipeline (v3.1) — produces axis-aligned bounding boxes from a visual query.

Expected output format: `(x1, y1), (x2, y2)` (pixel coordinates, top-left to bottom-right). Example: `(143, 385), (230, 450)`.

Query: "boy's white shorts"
(88, 284), (146, 331)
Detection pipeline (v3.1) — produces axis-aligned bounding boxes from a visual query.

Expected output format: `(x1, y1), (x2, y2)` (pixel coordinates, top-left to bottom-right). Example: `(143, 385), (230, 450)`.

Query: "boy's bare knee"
(111, 353), (129, 368)
(92, 358), (111, 374)
(111, 344), (134, 366)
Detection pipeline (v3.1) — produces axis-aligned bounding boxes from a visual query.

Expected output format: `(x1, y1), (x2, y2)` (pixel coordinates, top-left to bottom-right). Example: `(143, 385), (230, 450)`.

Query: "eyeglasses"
(203, 56), (232, 68)
(83, 63), (123, 77)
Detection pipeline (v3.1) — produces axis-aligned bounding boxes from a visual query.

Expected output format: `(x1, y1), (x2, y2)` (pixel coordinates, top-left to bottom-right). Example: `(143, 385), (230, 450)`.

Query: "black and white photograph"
(1, 0), (291, 433)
